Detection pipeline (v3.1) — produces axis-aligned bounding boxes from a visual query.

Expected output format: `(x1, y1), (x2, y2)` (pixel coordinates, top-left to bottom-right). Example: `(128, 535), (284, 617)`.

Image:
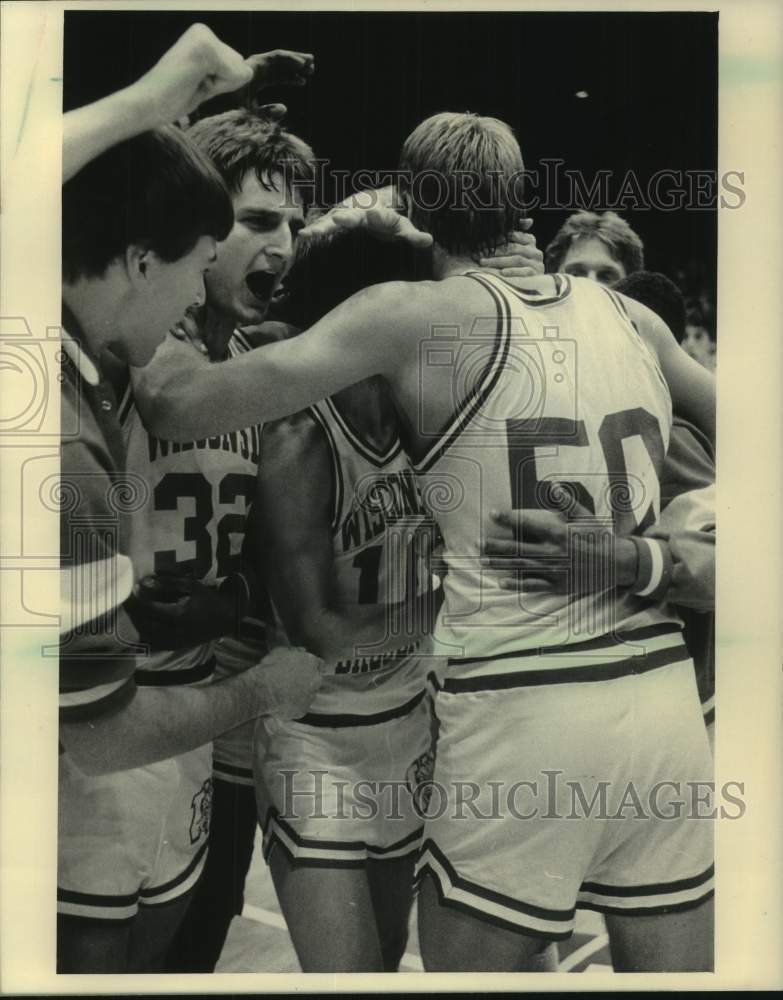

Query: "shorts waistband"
(437, 626), (688, 694)
(295, 688), (426, 728)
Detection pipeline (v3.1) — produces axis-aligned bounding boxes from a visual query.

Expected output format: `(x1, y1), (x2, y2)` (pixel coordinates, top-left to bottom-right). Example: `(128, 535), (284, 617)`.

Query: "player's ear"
(125, 245), (161, 287)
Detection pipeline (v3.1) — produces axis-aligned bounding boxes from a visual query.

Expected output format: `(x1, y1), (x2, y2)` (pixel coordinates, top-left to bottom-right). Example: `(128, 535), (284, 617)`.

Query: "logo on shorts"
(406, 748), (435, 811)
(189, 778), (213, 844)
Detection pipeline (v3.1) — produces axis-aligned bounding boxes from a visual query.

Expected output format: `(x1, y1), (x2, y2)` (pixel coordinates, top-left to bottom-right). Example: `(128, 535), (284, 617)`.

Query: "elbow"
(136, 382), (188, 442)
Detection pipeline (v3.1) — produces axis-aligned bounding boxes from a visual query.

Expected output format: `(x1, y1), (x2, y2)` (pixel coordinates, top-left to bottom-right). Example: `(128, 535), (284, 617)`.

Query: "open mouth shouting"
(245, 269), (278, 305)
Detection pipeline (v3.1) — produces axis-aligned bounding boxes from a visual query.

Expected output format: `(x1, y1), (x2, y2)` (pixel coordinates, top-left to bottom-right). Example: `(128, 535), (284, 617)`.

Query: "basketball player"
(59, 24), (322, 775)
(547, 226), (716, 735)
(144, 108), (315, 973)
(57, 109), (324, 974)
(543, 209), (645, 285)
(483, 267), (716, 742)
(133, 111), (715, 974)
(162, 196), (543, 974)
(64, 24), (314, 183)
(245, 229), (439, 973)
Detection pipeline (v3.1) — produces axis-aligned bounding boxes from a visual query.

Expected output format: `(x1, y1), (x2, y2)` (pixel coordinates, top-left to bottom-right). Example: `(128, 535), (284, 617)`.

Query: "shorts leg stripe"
(579, 888), (714, 918)
(578, 873), (714, 912)
(581, 862), (714, 898)
(57, 886), (138, 907)
(268, 833), (366, 870)
(57, 887), (139, 921)
(262, 810), (423, 864)
(264, 819), (366, 866)
(213, 760), (254, 784)
(267, 811), (367, 853)
(366, 827), (423, 857)
(417, 839), (575, 921)
(138, 840), (209, 903)
(415, 845), (574, 940)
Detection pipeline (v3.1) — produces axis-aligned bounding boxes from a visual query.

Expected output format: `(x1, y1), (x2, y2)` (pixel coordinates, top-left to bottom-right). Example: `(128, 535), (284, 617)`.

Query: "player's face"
(681, 323), (715, 368)
(560, 237), (626, 285)
(122, 236), (216, 367)
(205, 170), (305, 325)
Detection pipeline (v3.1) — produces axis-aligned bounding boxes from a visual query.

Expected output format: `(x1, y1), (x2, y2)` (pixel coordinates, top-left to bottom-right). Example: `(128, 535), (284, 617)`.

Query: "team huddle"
(57, 25), (716, 974)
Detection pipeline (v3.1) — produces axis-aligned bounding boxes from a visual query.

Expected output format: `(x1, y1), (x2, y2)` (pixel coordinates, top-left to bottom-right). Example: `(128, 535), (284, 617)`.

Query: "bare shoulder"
(607, 289), (685, 367)
(348, 278), (469, 323)
(613, 290), (655, 325)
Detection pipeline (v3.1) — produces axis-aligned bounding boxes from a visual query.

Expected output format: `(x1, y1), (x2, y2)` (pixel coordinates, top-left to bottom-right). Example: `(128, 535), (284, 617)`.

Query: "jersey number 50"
(506, 407), (665, 534)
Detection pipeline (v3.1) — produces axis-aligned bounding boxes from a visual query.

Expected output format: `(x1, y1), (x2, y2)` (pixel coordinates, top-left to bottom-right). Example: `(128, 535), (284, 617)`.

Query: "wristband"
(628, 536), (673, 601)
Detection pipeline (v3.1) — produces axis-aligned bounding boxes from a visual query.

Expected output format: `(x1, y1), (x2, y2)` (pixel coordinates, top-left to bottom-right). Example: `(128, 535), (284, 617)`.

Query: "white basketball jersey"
(295, 395), (434, 716)
(121, 330), (261, 677)
(414, 273), (680, 671)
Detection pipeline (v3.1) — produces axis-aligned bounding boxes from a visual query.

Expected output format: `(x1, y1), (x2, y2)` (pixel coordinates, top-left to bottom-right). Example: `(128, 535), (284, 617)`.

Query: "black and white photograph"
(0, 0), (781, 991)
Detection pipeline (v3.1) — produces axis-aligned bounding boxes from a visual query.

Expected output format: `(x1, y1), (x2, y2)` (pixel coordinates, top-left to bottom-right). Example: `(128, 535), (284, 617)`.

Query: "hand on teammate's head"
(300, 199), (434, 249)
(131, 27), (314, 130)
(244, 50), (315, 92)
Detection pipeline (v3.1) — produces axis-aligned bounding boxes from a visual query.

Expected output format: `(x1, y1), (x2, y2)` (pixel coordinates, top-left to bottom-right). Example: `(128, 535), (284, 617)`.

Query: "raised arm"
(250, 410), (429, 662)
(619, 293), (716, 446)
(63, 25), (314, 183)
(134, 280), (414, 441)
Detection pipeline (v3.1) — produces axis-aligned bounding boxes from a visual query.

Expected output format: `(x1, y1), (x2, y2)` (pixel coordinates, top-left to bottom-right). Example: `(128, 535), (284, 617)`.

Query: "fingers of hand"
(247, 49), (315, 86)
(500, 267), (539, 278)
(499, 575), (560, 593)
(254, 101), (288, 121)
(397, 217), (434, 247)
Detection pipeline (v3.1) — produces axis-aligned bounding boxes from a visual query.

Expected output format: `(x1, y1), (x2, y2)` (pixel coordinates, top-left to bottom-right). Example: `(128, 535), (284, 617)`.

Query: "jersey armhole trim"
(413, 272), (511, 474)
(323, 396), (402, 468)
(601, 286), (671, 401)
(307, 405), (344, 534)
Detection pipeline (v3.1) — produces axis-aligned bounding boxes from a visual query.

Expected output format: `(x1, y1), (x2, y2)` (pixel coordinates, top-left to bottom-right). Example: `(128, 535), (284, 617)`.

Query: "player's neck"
(62, 277), (124, 369)
(432, 247), (479, 281)
(199, 303), (237, 361)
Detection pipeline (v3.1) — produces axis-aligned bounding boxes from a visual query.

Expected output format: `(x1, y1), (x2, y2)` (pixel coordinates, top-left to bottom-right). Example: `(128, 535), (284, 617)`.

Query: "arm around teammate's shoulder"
(135, 281), (421, 441)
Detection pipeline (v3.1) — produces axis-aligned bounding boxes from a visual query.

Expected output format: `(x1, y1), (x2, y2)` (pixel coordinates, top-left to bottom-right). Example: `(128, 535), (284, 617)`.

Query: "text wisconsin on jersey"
(146, 426), (262, 465)
(340, 470), (429, 551)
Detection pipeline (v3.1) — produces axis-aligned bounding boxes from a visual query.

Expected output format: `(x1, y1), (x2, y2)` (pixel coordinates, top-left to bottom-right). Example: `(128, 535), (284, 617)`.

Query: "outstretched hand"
(300, 186), (433, 248)
(245, 49), (315, 90)
(132, 27), (314, 127)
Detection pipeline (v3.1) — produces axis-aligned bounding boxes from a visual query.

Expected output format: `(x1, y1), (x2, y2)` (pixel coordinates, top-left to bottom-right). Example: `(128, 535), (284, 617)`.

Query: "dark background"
(64, 9), (718, 314)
